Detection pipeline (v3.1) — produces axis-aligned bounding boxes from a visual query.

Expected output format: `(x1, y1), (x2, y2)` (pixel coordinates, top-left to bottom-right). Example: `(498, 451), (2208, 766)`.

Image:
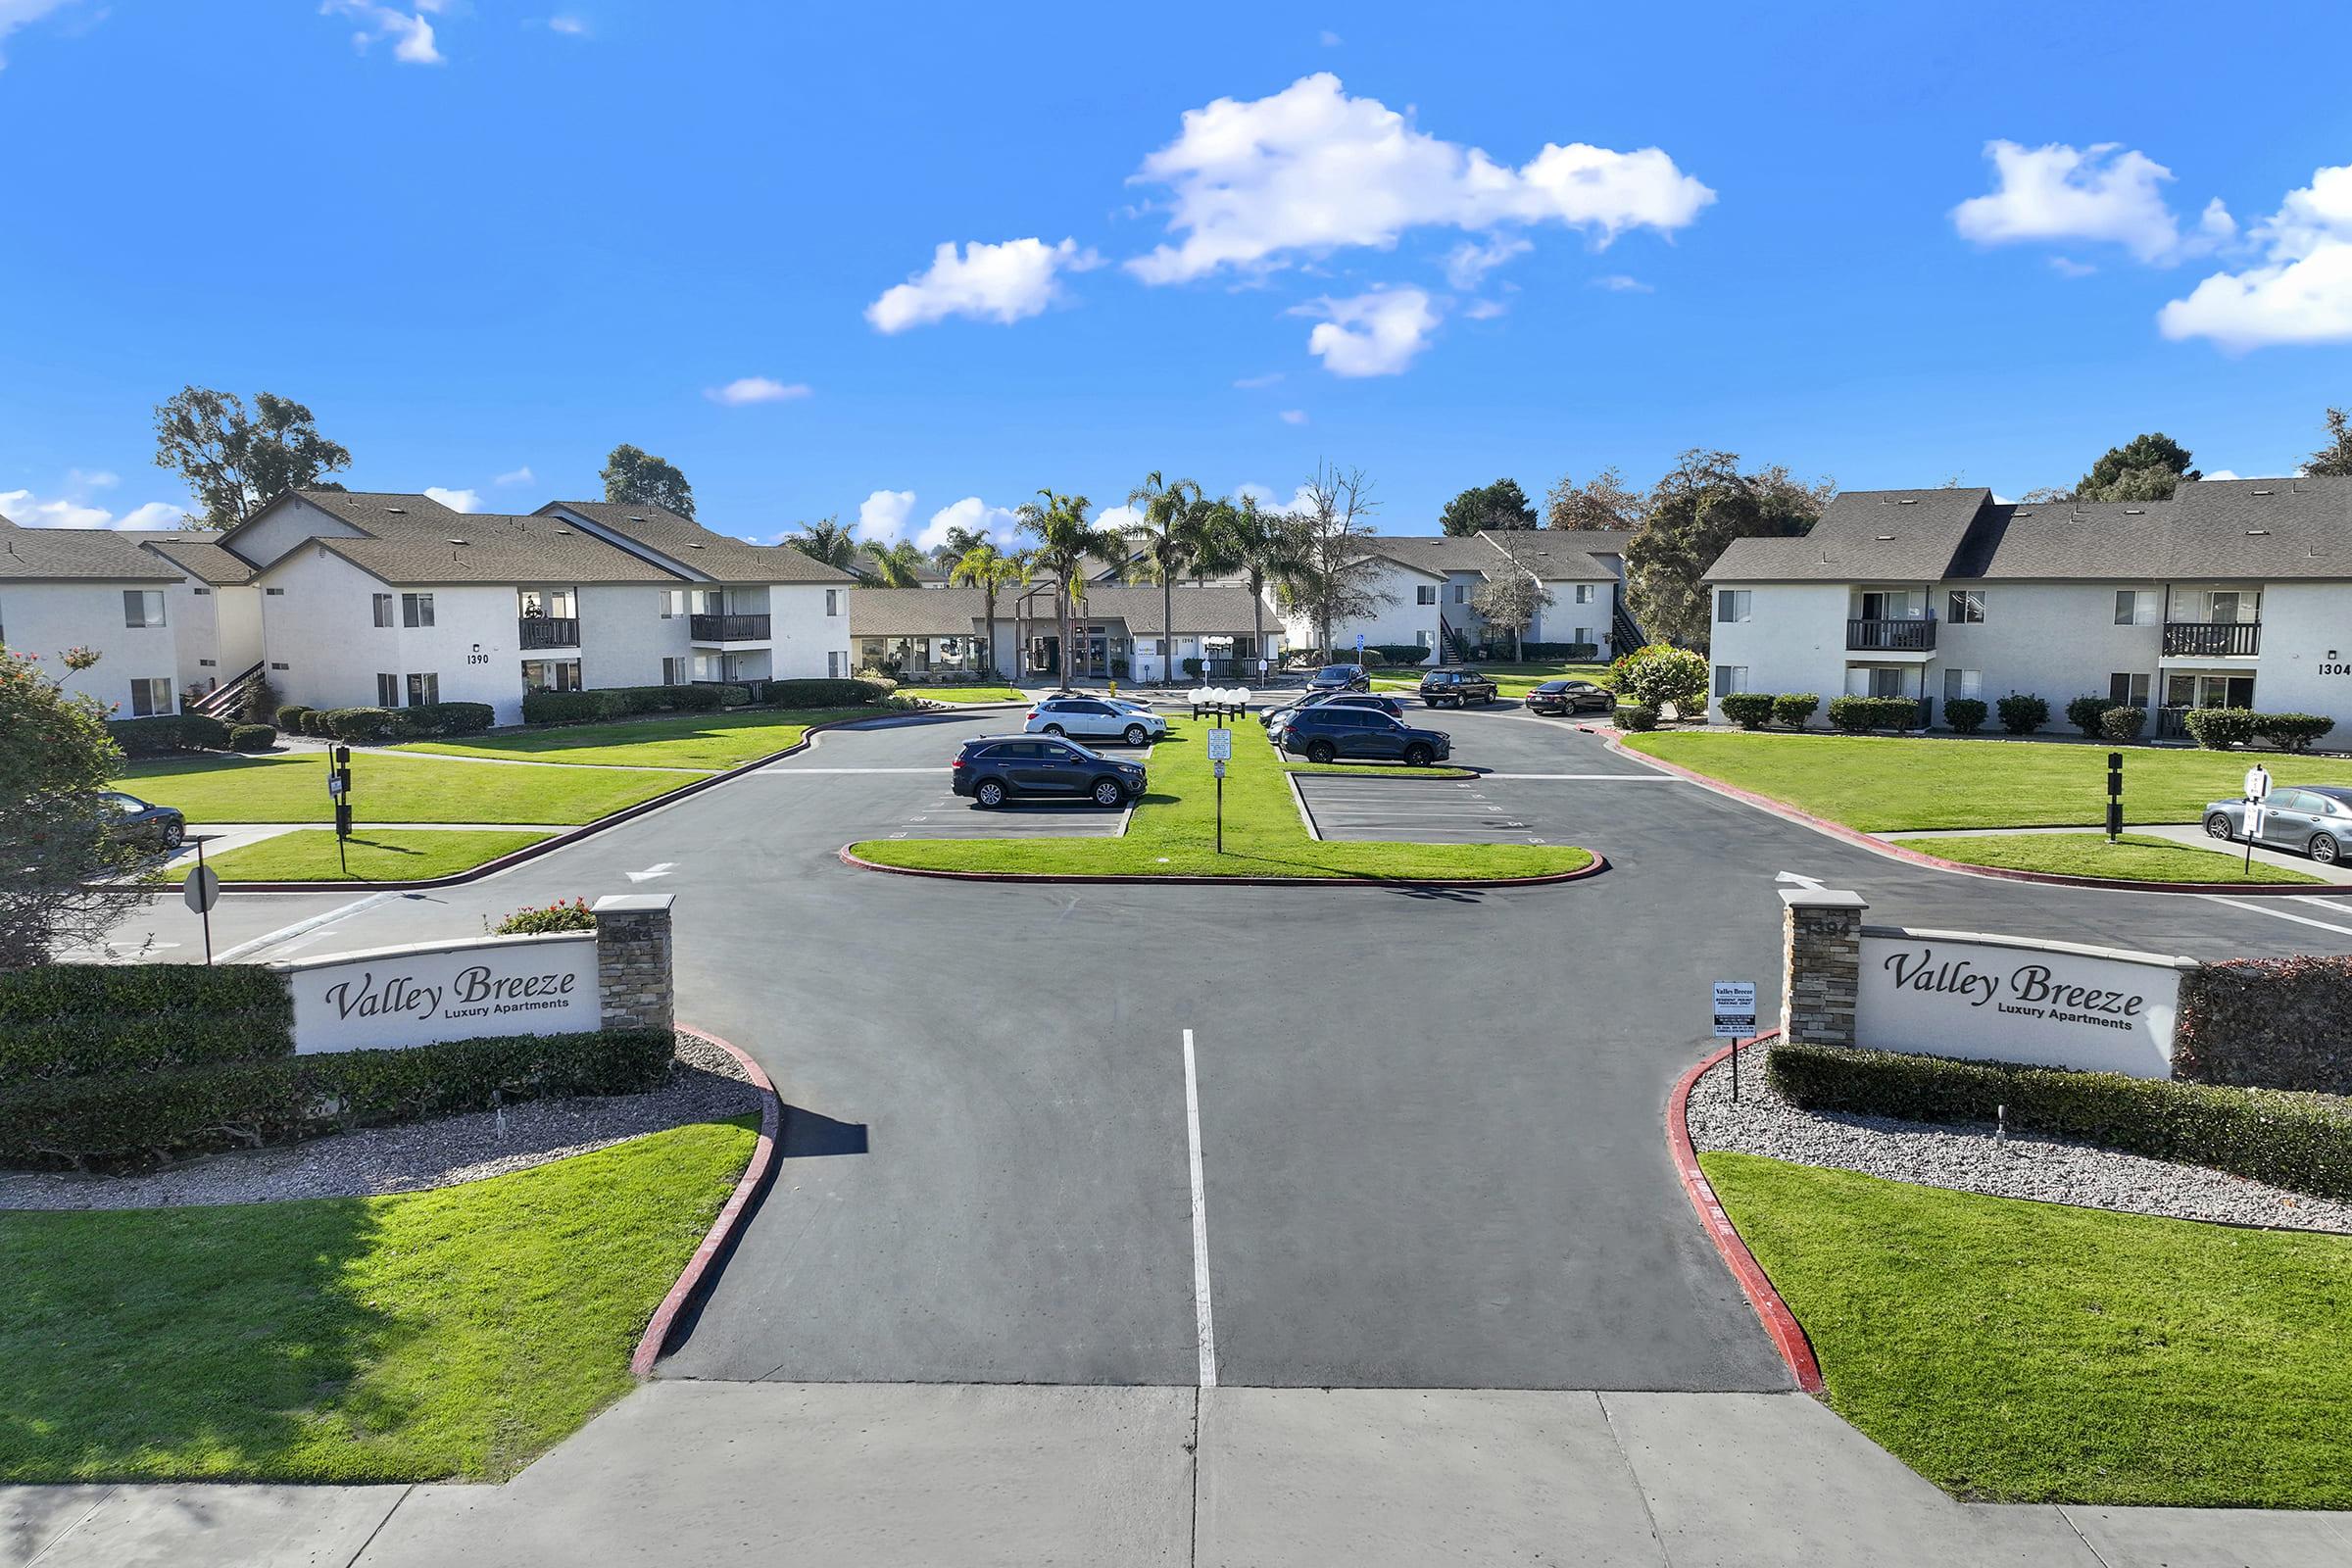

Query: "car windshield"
(1536, 681), (1566, 692)
(1315, 666), (1352, 680)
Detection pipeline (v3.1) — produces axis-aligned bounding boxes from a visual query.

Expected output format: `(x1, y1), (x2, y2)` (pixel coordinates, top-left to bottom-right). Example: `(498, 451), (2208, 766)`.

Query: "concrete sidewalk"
(1875, 821), (2352, 884)
(9, 1384), (2347, 1568)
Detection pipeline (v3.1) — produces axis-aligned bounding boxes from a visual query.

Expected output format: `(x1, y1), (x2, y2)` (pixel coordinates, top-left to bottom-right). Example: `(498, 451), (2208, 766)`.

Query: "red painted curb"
(1608, 734), (2347, 897)
(629, 1023), (782, 1379)
(1666, 1030), (1825, 1395)
(834, 844), (1611, 890)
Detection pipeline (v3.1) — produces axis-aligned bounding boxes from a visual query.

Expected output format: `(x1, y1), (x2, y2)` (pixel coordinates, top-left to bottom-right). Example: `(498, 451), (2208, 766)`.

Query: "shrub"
(1516, 642), (1600, 661)
(302, 708), (337, 736)
(1771, 692), (1821, 728)
(1767, 1040), (2352, 1202)
(323, 706), (397, 742)
(1827, 695), (1918, 733)
(1942, 697), (1987, 734)
(1995, 693), (2048, 734)
(2254, 712), (2335, 752)
(239, 678), (279, 727)
(1614, 703), (1658, 732)
(1367, 644), (1428, 664)
(104, 713), (233, 757)
(1719, 692), (1778, 730)
(0, 963), (292, 1084)
(227, 723), (276, 753)
(275, 704), (313, 733)
(758, 677), (895, 708)
(401, 701), (495, 737)
(2064, 694), (2111, 736)
(492, 898), (596, 935)
(521, 689), (615, 725)
(2177, 954), (2352, 1096)
(2183, 706), (2257, 750)
(2099, 706), (2147, 743)
(1609, 643), (1709, 714)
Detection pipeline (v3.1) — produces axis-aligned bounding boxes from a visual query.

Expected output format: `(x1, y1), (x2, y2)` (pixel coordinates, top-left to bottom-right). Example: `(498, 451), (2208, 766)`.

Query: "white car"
(1024, 696), (1167, 746)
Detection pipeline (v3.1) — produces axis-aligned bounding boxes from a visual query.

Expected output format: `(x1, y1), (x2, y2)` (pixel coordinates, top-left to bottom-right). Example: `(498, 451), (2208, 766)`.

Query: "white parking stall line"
(1181, 1027), (1218, 1390)
(752, 766), (939, 775)
(215, 890), (407, 963)
(1478, 773), (1685, 782)
(2205, 896), (2352, 938)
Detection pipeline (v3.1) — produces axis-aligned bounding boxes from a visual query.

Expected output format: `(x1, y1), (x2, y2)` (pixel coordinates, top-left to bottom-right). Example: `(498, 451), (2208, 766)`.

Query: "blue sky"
(3, 1), (2350, 546)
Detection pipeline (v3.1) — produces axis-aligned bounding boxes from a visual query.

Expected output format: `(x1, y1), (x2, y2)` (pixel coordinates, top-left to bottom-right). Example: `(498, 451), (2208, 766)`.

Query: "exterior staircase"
(192, 662), (265, 720)
(1438, 613), (1476, 662)
(1610, 601), (1646, 656)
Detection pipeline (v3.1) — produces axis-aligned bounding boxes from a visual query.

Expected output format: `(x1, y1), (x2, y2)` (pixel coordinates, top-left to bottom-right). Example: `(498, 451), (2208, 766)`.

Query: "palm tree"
(951, 542), (1024, 678)
(1015, 489), (1122, 691)
(929, 523), (987, 570)
(862, 539), (926, 588)
(1200, 494), (1303, 679)
(1125, 471), (1207, 683)
(786, 515), (858, 570)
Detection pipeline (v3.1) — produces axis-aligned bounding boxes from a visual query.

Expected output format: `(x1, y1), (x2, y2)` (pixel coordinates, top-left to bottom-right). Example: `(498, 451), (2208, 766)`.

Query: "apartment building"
(851, 584), (1280, 681)
(1703, 479), (2352, 736)
(131, 531), (265, 704)
(1282, 532), (1627, 663)
(0, 515), (188, 716)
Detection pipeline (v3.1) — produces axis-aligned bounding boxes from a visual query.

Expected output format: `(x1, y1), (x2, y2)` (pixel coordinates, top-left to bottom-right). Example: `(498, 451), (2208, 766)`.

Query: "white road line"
(2205, 896), (2352, 938)
(215, 890), (406, 962)
(1181, 1027), (1218, 1390)
(747, 766), (939, 775)
(1478, 773), (1684, 781)
(2304, 897), (2352, 916)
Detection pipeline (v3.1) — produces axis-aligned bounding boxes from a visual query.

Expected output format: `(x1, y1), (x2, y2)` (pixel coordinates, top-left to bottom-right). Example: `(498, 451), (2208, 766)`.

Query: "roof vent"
(2247, 528), (2271, 536)
(1898, 498), (1918, 505)
(688, 542), (705, 549)
(385, 507), (407, 514)
(628, 515), (648, 522)
(448, 538), (468, 546)
(2124, 508), (2144, 515)
(2251, 488), (2275, 496)
(1874, 534), (1895, 541)
(554, 528), (573, 536)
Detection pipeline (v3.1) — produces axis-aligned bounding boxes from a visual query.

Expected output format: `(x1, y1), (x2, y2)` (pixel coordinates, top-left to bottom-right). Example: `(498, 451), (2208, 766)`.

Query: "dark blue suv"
(952, 734), (1147, 808)
(1279, 707), (1451, 766)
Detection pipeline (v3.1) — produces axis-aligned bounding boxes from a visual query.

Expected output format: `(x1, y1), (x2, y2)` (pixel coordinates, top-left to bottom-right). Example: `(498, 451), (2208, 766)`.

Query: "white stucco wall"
(2245, 581), (2352, 728)
(0, 579), (183, 714)
(767, 582), (854, 680)
(1279, 561), (1438, 661)
(228, 497), (363, 569)
(1933, 580), (2165, 713)
(1705, 582), (1851, 720)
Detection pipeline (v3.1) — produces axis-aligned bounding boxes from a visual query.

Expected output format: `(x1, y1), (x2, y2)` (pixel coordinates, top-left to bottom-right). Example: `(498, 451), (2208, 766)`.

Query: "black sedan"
(1525, 679), (1616, 716)
(96, 790), (186, 851)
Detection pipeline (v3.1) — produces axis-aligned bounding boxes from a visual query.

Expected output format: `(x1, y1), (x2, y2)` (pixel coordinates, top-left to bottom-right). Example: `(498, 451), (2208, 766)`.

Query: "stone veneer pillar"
(1778, 887), (1868, 1049)
(592, 894), (676, 1034)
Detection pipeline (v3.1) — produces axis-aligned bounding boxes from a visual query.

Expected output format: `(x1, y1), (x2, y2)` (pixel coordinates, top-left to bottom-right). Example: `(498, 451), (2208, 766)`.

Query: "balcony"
(517, 615), (580, 650)
(690, 612), (770, 642)
(2162, 620), (2260, 658)
(1846, 617), (1936, 652)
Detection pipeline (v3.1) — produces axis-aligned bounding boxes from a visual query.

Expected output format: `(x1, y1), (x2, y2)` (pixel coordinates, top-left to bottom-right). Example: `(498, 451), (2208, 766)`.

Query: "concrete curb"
(1607, 734), (2348, 897)
(630, 1023), (781, 1379)
(1665, 1030), (1826, 1395)
(835, 843), (1611, 890)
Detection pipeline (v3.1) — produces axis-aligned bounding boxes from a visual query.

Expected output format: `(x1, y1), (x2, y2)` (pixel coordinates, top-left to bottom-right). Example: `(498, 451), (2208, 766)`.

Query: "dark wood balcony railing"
(2162, 620), (2260, 658)
(690, 612), (771, 641)
(1846, 617), (1936, 652)
(517, 615), (579, 649)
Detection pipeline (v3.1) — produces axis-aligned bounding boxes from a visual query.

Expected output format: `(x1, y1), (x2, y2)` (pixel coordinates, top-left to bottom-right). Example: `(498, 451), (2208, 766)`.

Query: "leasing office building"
(1702, 479), (2352, 736)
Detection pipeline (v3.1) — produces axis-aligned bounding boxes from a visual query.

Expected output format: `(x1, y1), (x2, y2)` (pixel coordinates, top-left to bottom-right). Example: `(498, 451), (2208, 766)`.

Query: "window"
(1946, 590), (1984, 624)
(1415, 584), (1437, 605)
(193, 587), (211, 597)
(825, 589), (841, 616)
(522, 660), (582, 693)
(270, 661), (290, 670)
(198, 658), (216, 667)
(407, 672), (440, 707)
(1451, 583), (1467, 604)
(1712, 664), (1748, 698)
(128, 677), (172, 716)
(1715, 590), (1752, 624)
(828, 650), (842, 678)
(2108, 672), (2151, 707)
(660, 589), (684, 619)
(1941, 668), (1982, 702)
(1574, 583), (1595, 605)
(401, 592), (434, 628)
(123, 590), (165, 628)
(2114, 589), (2156, 626)
(372, 593), (394, 627)
(266, 587), (285, 596)
(662, 657), (687, 686)
(1418, 629), (1435, 649)
(1574, 627), (1592, 645)
(1867, 667), (1909, 699)
(518, 587), (576, 617)
(376, 673), (399, 707)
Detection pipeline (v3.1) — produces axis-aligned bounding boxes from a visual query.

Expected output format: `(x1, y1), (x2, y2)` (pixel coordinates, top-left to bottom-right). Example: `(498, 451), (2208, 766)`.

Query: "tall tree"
(2078, 432), (2197, 503)
(1125, 470), (1206, 683)
(1626, 451), (1832, 650)
(1438, 477), (1539, 535)
(785, 515), (859, 569)
(929, 523), (988, 569)
(1283, 463), (1393, 657)
(1194, 495), (1301, 679)
(602, 443), (696, 518)
(2306, 408), (2352, 478)
(952, 542), (1024, 678)
(1015, 490), (1123, 690)
(151, 387), (352, 529)
(1469, 531), (1555, 662)
(1544, 466), (1645, 531)
(0, 649), (147, 969)
(862, 538), (927, 587)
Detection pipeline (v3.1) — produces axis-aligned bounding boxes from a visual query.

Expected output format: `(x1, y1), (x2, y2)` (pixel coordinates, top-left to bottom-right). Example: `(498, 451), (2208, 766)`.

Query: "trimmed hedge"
(0, 963), (292, 1084)
(2177, 955), (2352, 1096)
(324, 706), (400, 741)
(2099, 706), (2147, 743)
(402, 701), (495, 736)
(0, 1028), (674, 1170)
(2065, 694), (2110, 737)
(301, 708), (336, 737)
(1768, 1040), (2352, 1202)
(2254, 712), (2335, 752)
(758, 676), (896, 707)
(1772, 692), (1820, 728)
(2183, 707), (2257, 749)
(1996, 693), (2048, 734)
(1827, 695), (1919, 733)
(228, 723), (276, 752)
(1615, 703), (1659, 732)
(1720, 692), (1777, 730)
(275, 705), (312, 732)
(1517, 642), (1601, 660)
(105, 713), (231, 757)
(519, 682), (760, 726)
(1943, 697), (1987, 734)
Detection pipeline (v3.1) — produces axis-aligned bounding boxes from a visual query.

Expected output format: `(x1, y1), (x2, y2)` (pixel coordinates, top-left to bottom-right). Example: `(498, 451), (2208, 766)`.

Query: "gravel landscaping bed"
(0, 1032), (760, 1211)
(1687, 1045), (2352, 1235)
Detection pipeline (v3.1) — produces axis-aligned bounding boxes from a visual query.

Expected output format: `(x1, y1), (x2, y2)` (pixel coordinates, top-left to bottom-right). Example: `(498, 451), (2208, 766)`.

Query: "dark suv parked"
(1524, 679), (1615, 715)
(952, 735), (1146, 808)
(1307, 663), (1371, 693)
(1417, 667), (1497, 708)
(1279, 707), (1451, 766)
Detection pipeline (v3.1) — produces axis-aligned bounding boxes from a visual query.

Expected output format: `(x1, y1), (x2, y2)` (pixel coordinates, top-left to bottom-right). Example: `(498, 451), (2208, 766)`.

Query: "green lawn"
(189, 829), (552, 883)
(1701, 1152), (2352, 1507)
(122, 753), (688, 825)
(1624, 730), (2352, 832)
(911, 685), (1025, 704)
(0, 1118), (755, 1484)
(1370, 661), (1614, 698)
(851, 717), (1592, 881)
(1901, 831), (2323, 885)
(397, 707), (874, 769)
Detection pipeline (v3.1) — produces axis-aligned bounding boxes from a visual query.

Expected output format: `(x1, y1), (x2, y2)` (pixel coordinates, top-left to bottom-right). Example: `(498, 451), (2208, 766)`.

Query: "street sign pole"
(193, 838), (213, 965)
(1206, 728), (1233, 854)
(1711, 980), (1758, 1101)
(2243, 763), (2272, 875)
(2106, 751), (2124, 843)
(328, 745), (354, 874)
(1216, 764), (1224, 854)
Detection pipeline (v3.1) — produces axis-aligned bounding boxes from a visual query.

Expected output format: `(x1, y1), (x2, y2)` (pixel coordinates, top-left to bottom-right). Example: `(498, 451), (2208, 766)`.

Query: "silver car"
(2203, 785), (2352, 865)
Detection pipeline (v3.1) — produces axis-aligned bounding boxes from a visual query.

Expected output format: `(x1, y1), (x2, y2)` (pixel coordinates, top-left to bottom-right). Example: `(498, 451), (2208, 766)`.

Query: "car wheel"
(2313, 834), (2342, 865)
(2204, 812), (2234, 840)
(976, 779), (1006, 808)
(163, 820), (184, 851)
(1307, 740), (1337, 764)
(1093, 778), (1124, 808)
(1404, 744), (1434, 767)
(1043, 723), (1064, 736)
(1124, 723), (1147, 746)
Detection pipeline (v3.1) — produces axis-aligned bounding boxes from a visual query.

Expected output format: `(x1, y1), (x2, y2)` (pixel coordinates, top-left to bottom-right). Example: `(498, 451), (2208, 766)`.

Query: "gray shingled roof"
(272, 493), (680, 585)
(1361, 532), (1610, 582)
(0, 518), (185, 582)
(132, 531), (257, 585)
(1477, 533), (1613, 581)
(852, 585), (1271, 638)
(1553, 527), (1637, 557)
(1705, 488), (1993, 583)
(541, 501), (858, 585)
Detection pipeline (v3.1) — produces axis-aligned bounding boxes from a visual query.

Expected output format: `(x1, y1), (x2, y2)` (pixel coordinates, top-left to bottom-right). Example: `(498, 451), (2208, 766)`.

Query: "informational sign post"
(2243, 763), (2272, 873)
(1713, 979), (1757, 1100)
(1206, 728), (1233, 853)
(328, 744), (355, 875)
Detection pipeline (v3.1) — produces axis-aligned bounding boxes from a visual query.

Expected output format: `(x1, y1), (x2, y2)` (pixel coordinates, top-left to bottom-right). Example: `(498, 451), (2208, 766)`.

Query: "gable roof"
(131, 531), (258, 585)
(268, 492), (678, 586)
(540, 501), (858, 585)
(851, 584), (1271, 638)
(0, 518), (185, 582)
(1555, 528), (1638, 557)
(1705, 488), (1993, 583)
(1359, 532), (1611, 582)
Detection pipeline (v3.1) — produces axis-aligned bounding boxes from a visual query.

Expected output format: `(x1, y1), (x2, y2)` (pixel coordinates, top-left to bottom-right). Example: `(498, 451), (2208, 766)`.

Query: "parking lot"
(876, 788), (1131, 840)
(1293, 775), (1549, 844)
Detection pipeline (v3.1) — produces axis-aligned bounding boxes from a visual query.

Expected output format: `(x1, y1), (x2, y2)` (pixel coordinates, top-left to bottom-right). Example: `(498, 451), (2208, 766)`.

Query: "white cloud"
(865, 237), (1103, 332)
(856, 489), (919, 543)
(1319, 29), (1342, 46)
(0, 485), (188, 530)
(706, 375), (812, 406)
(1238, 482), (1318, 516)
(0, 0), (73, 69)
(1279, 409), (1308, 425)
(919, 497), (1023, 552)
(2047, 256), (2098, 278)
(67, 466), (118, 489)
(1951, 140), (2231, 265)
(323, 2), (446, 66)
(1461, 298), (1508, 319)
(1295, 287), (1441, 376)
(492, 466), (535, 487)
(1443, 235), (1531, 289)
(2204, 468), (2242, 481)
(1590, 273), (1652, 292)
(424, 486), (484, 513)
(547, 14), (588, 34)
(2159, 163), (2352, 349)
(1233, 371), (1284, 389)
(1125, 74), (1713, 284)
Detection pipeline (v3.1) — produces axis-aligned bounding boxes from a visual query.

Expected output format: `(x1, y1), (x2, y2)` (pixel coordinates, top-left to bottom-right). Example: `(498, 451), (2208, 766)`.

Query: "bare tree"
(1469, 531), (1555, 661)
(1280, 463), (1394, 658)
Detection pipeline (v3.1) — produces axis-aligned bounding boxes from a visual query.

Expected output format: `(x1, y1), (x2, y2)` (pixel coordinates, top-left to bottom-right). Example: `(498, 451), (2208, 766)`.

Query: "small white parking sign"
(1206, 729), (1233, 761)
(1712, 981), (1757, 1038)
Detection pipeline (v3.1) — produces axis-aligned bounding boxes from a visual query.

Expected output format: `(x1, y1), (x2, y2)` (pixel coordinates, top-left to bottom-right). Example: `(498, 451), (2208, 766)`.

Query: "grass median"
(910, 685), (1025, 704)
(185, 828), (553, 883)
(123, 753), (689, 825)
(851, 716), (1592, 881)
(1624, 730), (2352, 832)
(397, 707), (875, 769)
(1700, 1152), (2352, 1507)
(0, 1118), (756, 1484)
(1899, 831), (2322, 885)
